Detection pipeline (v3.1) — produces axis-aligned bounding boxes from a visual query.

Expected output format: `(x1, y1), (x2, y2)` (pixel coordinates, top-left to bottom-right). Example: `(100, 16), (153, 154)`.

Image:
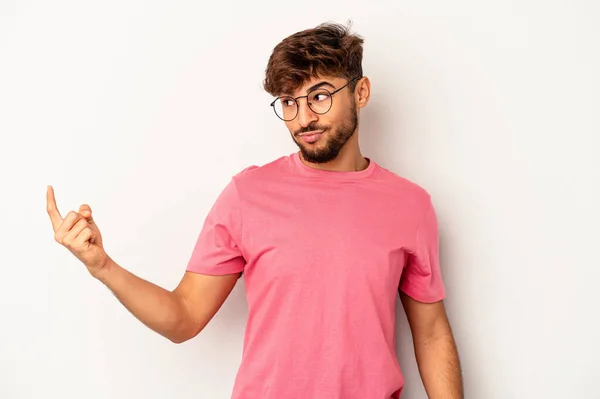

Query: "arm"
(400, 292), (464, 399)
(46, 185), (240, 344)
(96, 258), (240, 343)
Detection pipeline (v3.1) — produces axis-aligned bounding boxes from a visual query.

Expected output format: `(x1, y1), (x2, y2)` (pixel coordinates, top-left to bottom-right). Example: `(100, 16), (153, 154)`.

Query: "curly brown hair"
(263, 21), (364, 97)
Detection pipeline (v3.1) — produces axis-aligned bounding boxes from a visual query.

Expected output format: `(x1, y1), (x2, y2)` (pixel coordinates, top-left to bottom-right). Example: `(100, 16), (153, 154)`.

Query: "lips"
(298, 130), (324, 144)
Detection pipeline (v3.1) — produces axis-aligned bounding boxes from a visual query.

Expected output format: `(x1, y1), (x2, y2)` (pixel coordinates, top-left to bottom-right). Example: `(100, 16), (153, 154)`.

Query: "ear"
(355, 76), (371, 108)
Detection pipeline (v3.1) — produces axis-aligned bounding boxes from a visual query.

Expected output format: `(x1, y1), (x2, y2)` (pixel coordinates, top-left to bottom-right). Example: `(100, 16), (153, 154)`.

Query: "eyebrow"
(306, 81), (335, 92)
(282, 81), (336, 97)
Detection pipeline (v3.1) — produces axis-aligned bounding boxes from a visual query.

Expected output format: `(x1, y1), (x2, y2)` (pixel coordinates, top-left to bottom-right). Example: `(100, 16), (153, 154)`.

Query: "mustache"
(294, 124), (329, 136)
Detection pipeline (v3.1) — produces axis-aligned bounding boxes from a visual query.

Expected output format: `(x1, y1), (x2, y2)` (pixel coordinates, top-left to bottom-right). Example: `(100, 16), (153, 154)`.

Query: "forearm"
(414, 332), (464, 398)
(94, 256), (193, 343)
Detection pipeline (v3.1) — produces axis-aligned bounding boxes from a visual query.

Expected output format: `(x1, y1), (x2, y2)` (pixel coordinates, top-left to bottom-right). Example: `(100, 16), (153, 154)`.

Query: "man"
(47, 22), (463, 399)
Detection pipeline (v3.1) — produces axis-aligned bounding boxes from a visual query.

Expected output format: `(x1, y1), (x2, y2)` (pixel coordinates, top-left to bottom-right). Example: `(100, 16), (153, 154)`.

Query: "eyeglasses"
(270, 76), (361, 121)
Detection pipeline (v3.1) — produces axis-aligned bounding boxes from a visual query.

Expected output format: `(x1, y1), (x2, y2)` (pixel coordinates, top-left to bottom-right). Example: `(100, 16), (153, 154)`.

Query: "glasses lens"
(273, 97), (297, 121)
(308, 89), (332, 114)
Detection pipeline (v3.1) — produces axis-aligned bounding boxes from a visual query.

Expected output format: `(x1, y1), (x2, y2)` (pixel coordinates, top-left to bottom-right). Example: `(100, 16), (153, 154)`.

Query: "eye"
(280, 98), (295, 108)
(311, 92), (330, 102)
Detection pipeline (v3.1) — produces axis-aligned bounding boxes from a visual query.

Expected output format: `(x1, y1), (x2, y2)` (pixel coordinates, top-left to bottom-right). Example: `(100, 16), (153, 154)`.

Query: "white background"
(1, 1), (599, 398)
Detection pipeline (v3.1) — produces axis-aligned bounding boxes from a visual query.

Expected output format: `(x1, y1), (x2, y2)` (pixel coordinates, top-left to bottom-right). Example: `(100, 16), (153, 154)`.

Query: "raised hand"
(46, 185), (109, 277)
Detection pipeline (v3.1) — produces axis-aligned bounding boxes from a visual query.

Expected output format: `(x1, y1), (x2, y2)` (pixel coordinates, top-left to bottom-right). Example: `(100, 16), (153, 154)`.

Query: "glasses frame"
(270, 76), (361, 121)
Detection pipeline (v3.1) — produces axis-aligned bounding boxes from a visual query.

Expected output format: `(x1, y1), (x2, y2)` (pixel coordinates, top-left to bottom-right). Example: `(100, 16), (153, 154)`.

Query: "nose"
(296, 97), (318, 127)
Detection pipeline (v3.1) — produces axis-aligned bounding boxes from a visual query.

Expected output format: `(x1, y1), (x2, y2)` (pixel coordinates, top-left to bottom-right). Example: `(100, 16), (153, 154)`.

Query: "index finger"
(46, 185), (63, 231)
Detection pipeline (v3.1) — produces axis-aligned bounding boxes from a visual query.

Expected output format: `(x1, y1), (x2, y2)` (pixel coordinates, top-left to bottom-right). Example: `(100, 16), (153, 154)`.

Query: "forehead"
(283, 75), (345, 97)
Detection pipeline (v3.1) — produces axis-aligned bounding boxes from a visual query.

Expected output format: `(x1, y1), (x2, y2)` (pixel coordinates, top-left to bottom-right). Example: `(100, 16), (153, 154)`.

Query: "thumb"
(78, 204), (96, 224)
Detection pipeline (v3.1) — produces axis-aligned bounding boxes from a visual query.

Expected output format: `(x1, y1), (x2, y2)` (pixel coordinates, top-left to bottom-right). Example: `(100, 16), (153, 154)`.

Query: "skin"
(283, 75), (371, 172)
(47, 74), (463, 397)
(46, 188), (240, 344)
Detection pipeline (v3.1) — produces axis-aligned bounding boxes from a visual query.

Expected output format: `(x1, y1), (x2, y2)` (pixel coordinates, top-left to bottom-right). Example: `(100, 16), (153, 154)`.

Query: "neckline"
(291, 151), (376, 180)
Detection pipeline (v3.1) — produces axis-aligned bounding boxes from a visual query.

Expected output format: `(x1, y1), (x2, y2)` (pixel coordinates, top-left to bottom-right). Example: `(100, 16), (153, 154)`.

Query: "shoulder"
(374, 162), (433, 210)
(231, 154), (292, 184)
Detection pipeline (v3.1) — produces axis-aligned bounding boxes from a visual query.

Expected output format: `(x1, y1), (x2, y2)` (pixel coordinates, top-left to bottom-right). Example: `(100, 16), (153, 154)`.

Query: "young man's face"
(281, 76), (359, 164)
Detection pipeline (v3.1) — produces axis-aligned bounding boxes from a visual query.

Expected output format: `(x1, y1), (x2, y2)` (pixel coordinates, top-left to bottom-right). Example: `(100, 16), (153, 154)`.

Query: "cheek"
(285, 121), (296, 132)
(324, 111), (343, 127)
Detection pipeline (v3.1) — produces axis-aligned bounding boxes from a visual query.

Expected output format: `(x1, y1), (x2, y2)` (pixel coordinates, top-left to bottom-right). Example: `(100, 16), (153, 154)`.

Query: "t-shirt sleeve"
(399, 199), (446, 303)
(186, 178), (246, 275)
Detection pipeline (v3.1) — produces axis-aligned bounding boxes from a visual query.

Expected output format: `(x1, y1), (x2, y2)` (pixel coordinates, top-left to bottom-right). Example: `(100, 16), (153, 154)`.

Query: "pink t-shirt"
(186, 152), (445, 399)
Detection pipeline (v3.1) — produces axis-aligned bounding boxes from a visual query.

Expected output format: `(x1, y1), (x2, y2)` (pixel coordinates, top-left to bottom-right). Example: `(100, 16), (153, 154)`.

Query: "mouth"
(298, 130), (325, 144)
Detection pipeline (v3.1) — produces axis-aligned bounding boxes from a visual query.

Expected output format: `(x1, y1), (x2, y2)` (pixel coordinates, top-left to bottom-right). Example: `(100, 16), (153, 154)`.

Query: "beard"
(291, 103), (358, 164)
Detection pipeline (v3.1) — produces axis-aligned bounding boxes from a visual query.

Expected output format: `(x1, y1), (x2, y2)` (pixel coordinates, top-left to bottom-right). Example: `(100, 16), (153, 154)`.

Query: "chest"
(240, 185), (414, 294)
